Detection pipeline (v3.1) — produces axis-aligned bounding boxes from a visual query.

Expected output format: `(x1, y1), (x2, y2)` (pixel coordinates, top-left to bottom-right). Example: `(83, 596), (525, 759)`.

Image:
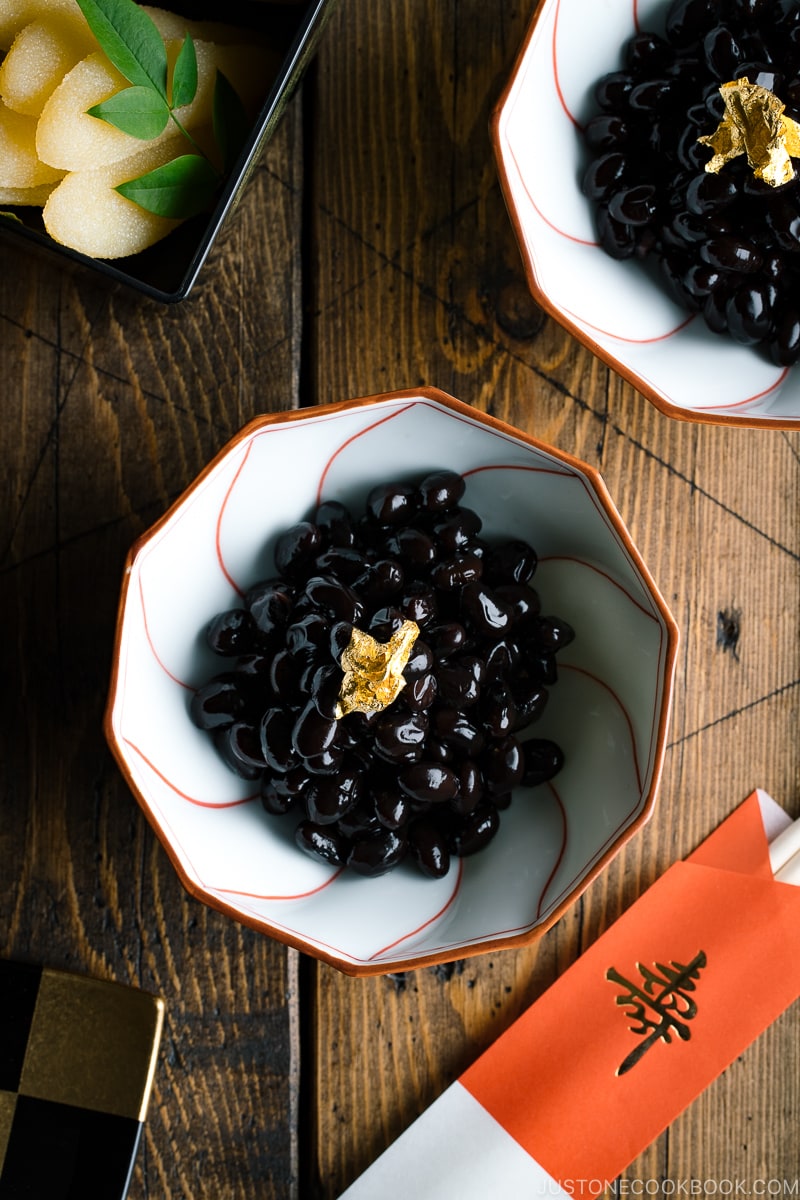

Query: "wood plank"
(0, 98), (306, 1199)
(309, 1), (800, 1196)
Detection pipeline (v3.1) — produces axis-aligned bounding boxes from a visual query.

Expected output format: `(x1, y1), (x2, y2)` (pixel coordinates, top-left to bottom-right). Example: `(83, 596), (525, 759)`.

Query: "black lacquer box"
(0, 960), (164, 1200)
(0, 0), (337, 303)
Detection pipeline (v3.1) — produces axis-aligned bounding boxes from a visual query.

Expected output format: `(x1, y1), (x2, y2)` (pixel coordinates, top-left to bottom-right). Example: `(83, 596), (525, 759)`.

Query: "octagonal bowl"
(105, 387), (679, 976)
(491, 0), (800, 427)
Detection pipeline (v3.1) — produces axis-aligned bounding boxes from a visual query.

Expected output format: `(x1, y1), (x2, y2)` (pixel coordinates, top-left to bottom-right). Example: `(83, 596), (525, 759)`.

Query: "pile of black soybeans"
(190, 470), (573, 879)
(582, 0), (800, 364)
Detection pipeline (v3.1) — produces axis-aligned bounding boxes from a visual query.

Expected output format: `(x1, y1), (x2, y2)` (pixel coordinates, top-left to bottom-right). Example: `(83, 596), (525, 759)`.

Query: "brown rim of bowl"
(103, 384), (680, 977)
(490, 0), (800, 432)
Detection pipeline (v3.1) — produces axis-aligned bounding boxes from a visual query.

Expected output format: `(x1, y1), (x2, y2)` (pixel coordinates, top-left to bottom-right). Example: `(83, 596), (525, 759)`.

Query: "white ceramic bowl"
(492, 0), (800, 427)
(105, 388), (679, 976)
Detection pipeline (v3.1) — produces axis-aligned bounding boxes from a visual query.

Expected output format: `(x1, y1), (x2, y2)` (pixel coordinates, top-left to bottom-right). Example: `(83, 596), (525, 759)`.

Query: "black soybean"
(461, 583), (513, 636)
(295, 821), (349, 866)
(366, 482), (418, 526)
(305, 768), (362, 825)
(484, 539), (537, 585)
(401, 583), (438, 624)
(190, 676), (246, 731)
(433, 709), (485, 756)
(259, 708), (296, 773)
(404, 673), (438, 711)
(347, 829), (407, 876)
(399, 762), (460, 804)
(436, 663), (480, 707)
(373, 711), (429, 762)
(404, 639), (434, 678)
(373, 781), (411, 830)
(447, 805), (500, 857)
(481, 736), (524, 793)
(531, 615), (576, 652)
(408, 820), (451, 878)
(430, 507), (482, 553)
(214, 723), (265, 780)
(583, 4), (800, 358)
(521, 738), (566, 787)
(206, 609), (256, 656)
(418, 469), (465, 512)
(305, 575), (364, 624)
(195, 470), (570, 877)
(275, 522), (321, 580)
(291, 700), (338, 759)
(312, 500), (356, 548)
(247, 580), (294, 635)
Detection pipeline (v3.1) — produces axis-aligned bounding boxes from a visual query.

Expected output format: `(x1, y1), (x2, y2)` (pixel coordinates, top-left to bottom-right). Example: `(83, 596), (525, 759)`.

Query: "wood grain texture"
(308, 1), (800, 1197)
(1, 1), (800, 1198)
(0, 102), (305, 1199)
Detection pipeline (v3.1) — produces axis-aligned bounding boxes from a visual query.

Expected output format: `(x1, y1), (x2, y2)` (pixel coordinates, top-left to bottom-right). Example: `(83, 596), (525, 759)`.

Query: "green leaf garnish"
(213, 69), (251, 174)
(75, 0), (168, 99)
(88, 85), (170, 139)
(74, 0), (256, 231)
(171, 35), (198, 110)
(115, 154), (221, 219)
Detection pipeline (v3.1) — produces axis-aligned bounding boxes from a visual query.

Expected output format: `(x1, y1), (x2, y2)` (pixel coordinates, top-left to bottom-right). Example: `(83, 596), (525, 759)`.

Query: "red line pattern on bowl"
(539, 553), (661, 622)
(367, 859), (466, 960)
(506, 135), (597, 247)
(123, 738), (259, 809)
(507, 0), (595, 246)
(538, 0), (790, 408)
(316, 402), (419, 504)
(534, 6), (695, 343)
(138, 574), (193, 691)
(552, 0), (581, 130)
(553, 0), (644, 130)
(561, 301), (696, 345)
(425, 783), (570, 953)
(209, 870), (346, 902)
(535, 781), (568, 919)
(216, 438), (254, 598)
(539, 554), (667, 794)
(462, 462), (580, 481)
(692, 368), (790, 411)
(129, 635), (646, 962)
(562, 662), (643, 792)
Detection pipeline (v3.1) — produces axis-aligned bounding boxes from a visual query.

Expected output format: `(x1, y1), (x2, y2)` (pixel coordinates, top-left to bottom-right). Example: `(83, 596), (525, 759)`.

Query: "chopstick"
(775, 854), (800, 884)
(769, 814), (800, 884)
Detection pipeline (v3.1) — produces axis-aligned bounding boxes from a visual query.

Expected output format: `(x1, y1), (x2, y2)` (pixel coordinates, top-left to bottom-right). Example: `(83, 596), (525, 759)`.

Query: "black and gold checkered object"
(0, 959), (164, 1199)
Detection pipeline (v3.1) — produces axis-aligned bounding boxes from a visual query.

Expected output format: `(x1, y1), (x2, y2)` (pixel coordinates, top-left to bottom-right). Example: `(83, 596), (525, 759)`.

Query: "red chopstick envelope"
(462, 790), (800, 1185)
(340, 791), (800, 1198)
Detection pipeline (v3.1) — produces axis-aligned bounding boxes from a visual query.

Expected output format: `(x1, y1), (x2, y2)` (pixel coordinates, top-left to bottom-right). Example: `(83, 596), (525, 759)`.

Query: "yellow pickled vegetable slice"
(0, 101), (64, 187)
(36, 41), (269, 174)
(42, 137), (185, 259)
(0, 0), (82, 53)
(139, 6), (190, 41)
(0, 3), (275, 259)
(36, 52), (133, 172)
(0, 181), (58, 205)
(0, 13), (98, 117)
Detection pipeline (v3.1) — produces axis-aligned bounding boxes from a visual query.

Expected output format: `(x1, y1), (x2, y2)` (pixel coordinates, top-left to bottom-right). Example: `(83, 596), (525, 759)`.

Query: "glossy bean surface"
(192, 471), (570, 876)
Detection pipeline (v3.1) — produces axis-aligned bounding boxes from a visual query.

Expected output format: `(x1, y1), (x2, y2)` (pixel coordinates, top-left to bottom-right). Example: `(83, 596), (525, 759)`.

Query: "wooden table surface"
(2, 1), (799, 1197)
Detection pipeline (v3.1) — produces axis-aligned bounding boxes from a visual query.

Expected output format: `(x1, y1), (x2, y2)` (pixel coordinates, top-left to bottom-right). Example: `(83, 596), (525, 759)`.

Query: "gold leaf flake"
(699, 78), (800, 188)
(335, 620), (420, 718)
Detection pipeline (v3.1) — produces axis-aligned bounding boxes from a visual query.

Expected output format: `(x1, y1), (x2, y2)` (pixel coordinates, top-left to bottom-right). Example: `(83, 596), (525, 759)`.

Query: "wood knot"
(716, 608), (741, 660)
